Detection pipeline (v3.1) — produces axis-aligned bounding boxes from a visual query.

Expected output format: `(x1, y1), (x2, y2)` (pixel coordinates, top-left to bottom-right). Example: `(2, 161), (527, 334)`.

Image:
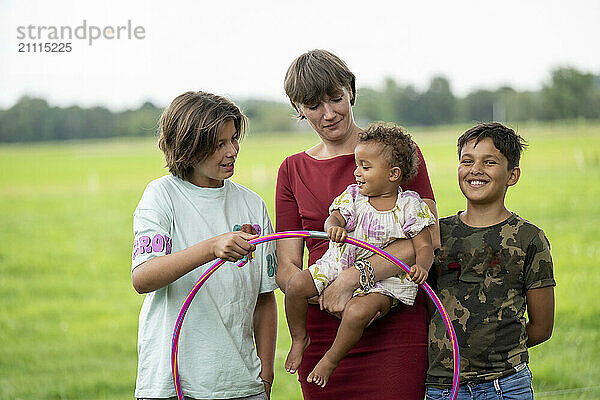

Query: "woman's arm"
(275, 238), (304, 293)
(274, 158), (305, 294)
(254, 291), (277, 398)
(318, 238), (415, 314)
(319, 199), (440, 314)
(132, 231), (257, 293)
(525, 286), (555, 347)
(424, 199), (441, 250)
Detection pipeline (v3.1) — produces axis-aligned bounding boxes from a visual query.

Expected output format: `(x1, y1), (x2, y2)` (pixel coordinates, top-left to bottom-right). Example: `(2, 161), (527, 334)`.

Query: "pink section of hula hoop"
(171, 231), (460, 400)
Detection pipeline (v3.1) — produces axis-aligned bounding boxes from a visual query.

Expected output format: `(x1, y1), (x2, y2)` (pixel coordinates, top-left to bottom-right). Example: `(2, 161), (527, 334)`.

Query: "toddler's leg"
(285, 269), (319, 374)
(307, 293), (393, 387)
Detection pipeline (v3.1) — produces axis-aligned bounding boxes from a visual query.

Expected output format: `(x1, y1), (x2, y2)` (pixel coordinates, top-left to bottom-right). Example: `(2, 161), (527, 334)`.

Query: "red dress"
(276, 148), (435, 400)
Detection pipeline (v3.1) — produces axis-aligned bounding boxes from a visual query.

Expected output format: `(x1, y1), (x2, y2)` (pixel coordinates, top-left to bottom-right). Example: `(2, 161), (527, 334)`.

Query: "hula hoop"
(171, 230), (460, 399)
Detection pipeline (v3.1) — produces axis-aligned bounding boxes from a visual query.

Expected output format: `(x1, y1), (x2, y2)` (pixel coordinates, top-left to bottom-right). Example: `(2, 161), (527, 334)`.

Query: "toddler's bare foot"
(285, 336), (310, 374)
(306, 357), (337, 388)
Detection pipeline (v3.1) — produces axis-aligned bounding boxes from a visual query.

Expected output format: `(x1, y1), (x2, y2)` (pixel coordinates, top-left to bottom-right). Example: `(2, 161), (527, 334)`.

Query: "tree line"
(0, 67), (598, 143)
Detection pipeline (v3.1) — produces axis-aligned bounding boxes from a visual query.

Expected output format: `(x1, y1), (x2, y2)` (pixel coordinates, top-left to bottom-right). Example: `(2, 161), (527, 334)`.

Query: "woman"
(275, 50), (440, 399)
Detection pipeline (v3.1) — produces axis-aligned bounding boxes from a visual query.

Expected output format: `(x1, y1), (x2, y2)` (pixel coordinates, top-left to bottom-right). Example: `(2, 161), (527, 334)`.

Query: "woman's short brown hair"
(359, 122), (420, 184)
(284, 49), (356, 119)
(158, 91), (247, 181)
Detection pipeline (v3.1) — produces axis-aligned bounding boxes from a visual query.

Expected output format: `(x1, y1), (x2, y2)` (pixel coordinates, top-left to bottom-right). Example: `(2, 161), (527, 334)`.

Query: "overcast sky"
(2, 0), (599, 111)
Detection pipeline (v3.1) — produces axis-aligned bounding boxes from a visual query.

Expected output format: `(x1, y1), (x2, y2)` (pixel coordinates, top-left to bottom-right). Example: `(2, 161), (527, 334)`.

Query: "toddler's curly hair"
(358, 122), (419, 184)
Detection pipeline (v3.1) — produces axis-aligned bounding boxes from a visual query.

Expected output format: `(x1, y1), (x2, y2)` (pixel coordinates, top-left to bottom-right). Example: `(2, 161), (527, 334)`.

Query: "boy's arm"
(132, 231), (257, 293)
(525, 286), (555, 347)
(253, 291), (277, 398)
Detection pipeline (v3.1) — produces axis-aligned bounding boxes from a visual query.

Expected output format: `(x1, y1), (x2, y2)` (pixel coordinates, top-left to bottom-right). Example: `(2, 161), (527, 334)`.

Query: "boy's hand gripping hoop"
(171, 230), (460, 400)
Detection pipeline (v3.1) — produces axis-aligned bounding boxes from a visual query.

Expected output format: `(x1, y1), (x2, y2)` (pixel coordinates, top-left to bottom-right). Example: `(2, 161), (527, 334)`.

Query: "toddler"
(284, 122), (435, 387)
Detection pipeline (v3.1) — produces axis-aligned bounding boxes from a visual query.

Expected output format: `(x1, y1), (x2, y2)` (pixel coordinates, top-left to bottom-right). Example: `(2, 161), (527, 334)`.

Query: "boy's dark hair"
(457, 122), (527, 169)
(158, 91), (247, 181)
(359, 122), (419, 184)
(284, 49), (356, 119)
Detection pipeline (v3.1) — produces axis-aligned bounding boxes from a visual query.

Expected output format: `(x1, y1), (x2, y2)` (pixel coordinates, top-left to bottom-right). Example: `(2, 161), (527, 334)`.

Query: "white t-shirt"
(131, 175), (277, 399)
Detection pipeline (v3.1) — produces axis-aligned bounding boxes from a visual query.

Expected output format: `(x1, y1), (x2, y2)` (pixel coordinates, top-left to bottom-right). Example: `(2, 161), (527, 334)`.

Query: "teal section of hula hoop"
(171, 230), (460, 400)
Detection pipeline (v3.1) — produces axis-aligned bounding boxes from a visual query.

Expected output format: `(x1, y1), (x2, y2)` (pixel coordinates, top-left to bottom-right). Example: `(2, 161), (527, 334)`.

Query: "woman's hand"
(319, 237), (420, 315)
(318, 266), (360, 316)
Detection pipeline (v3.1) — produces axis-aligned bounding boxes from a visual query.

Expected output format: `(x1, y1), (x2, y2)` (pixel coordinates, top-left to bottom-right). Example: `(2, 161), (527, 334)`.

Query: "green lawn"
(0, 121), (599, 399)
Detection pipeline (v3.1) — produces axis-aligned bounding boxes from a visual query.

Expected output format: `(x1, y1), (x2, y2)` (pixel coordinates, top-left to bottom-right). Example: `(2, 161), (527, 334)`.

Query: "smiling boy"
(426, 123), (556, 400)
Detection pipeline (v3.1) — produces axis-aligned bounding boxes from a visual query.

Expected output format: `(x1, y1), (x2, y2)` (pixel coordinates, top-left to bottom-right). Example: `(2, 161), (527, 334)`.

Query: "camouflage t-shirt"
(426, 213), (555, 387)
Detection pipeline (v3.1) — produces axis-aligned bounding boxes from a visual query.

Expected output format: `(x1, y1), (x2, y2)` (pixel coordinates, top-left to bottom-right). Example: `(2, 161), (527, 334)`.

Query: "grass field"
(1, 121), (599, 399)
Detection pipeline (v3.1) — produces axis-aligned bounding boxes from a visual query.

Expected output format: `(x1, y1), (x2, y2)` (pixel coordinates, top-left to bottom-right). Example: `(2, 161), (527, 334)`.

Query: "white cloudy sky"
(1, 0), (599, 111)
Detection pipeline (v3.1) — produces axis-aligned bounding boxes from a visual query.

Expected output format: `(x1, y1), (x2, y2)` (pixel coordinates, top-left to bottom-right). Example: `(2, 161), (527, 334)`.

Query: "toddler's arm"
(132, 231), (258, 293)
(408, 228), (434, 285)
(325, 209), (348, 243)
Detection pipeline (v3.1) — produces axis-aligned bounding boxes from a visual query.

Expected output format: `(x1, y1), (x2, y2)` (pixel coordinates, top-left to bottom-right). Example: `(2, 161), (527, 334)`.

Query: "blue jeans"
(426, 364), (534, 400)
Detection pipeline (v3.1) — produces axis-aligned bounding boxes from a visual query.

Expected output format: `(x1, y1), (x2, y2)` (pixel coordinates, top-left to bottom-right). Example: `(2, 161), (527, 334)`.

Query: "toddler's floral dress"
(309, 183), (435, 305)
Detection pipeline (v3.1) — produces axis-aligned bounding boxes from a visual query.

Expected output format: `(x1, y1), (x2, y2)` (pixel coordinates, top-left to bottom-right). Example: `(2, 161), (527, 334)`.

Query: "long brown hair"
(158, 91), (247, 181)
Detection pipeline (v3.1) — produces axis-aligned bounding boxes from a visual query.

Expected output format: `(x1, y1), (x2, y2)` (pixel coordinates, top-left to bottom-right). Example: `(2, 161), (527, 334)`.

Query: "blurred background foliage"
(1, 66), (599, 143)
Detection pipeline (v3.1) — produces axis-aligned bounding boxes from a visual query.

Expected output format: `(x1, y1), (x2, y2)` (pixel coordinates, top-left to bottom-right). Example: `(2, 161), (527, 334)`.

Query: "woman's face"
(297, 87), (356, 143)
